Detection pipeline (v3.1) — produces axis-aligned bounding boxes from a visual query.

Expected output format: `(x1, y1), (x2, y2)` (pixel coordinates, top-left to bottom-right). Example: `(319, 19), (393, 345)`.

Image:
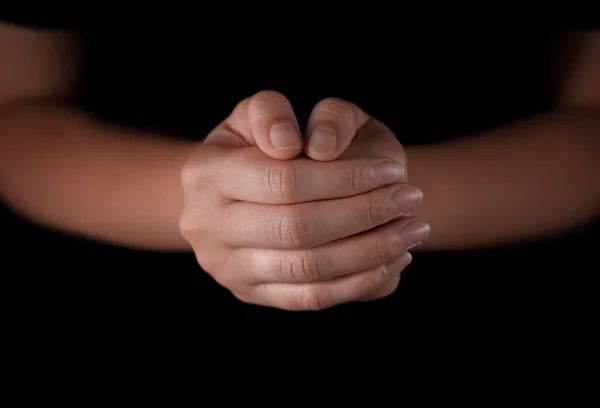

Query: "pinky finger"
(248, 252), (412, 311)
(357, 275), (401, 302)
(357, 252), (409, 302)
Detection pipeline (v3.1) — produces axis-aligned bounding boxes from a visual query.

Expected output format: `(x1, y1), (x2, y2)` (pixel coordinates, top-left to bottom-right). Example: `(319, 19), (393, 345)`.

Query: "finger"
(227, 90), (303, 160)
(357, 274), (402, 302)
(217, 148), (406, 204)
(228, 217), (429, 284)
(223, 184), (426, 249)
(341, 118), (408, 172)
(247, 252), (413, 311)
(304, 97), (370, 161)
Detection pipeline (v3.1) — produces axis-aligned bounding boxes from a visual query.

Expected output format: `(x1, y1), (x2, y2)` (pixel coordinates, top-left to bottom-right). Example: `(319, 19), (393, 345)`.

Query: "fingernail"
(382, 252), (413, 277)
(391, 185), (423, 215)
(308, 126), (337, 155)
(374, 161), (406, 186)
(399, 219), (431, 250)
(269, 122), (301, 151)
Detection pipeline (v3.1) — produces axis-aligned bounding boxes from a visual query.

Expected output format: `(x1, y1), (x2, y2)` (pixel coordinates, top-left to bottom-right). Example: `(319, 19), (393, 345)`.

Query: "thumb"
(212, 90), (303, 160)
(304, 98), (371, 162)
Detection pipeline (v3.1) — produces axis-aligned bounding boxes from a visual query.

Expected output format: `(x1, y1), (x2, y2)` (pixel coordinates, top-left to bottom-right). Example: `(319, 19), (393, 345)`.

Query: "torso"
(78, 19), (558, 144)
(5, 14), (593, 325)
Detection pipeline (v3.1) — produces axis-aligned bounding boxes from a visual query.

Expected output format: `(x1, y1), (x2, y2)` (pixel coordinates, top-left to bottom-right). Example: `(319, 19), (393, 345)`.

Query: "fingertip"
(304, 125), (342, 162)
(258, 141), (303, 160)
(269, 121), (302, 149)
(266, 148), (304, 160)
(257, 121), (303, 160)
(245, 91), (304, 160)
(305, 150), (341, 162)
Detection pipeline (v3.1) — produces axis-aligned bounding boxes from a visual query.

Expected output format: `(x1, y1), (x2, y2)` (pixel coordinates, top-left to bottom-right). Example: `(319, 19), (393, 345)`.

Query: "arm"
(409, 30), (600, 250)
(0, 23), (193, 250)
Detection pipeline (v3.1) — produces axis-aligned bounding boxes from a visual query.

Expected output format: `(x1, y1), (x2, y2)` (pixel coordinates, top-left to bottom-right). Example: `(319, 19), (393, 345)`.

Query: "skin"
(181, 93), (428, 309)
(1, 25), (599, 310)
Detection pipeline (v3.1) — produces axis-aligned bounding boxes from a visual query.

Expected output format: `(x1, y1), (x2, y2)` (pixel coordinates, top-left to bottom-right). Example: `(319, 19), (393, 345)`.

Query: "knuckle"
(248, 90), (291, 117)
(364, 270), (387, 295)
(363, 199), (387, 229)
(181, 156), (215, 191)
(281, 251), (320, 283)
(178, 214), (197, 239)
(358, 278), (378, 300)
(349, 164), (374, 193)
(381, 278), (401, 297)
(231, 291), (252, 304)
(373, 237), (391, 266)
(274, 209), (309, 248)
(232, 96), (252, 117)
(315, 97), (354, 120)
(178, 206), (209, 240)
(263, 160), (297, 202)
(374, 233), (403, 265)
(299, 285), (327, 311)
(360, 278), (400, 302)
(247, 284), (267, 307)
(196, 255), (221, 280)
(180, 163), (201, 190)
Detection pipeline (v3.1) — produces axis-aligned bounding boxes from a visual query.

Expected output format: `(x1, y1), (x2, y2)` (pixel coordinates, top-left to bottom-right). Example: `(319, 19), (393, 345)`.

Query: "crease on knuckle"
(282, 251), (319, 283)
(349, 164), (373, 193)
(350, 165), (360, 194)
(374, 238), (389, 266)
(265, 160), (296, 203)
(365, 199), (384, 229)
(300, 285), (327, 311)
(277, 210), (309, 248)
(375, 233), (402, 267)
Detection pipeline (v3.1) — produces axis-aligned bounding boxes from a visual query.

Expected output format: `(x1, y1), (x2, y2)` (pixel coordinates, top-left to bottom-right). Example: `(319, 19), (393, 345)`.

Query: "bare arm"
(409, 30), (600, 250)
(0, 23), (193, 250)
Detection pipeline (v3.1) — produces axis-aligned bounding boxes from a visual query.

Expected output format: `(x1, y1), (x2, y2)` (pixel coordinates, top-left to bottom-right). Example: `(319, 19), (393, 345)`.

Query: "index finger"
(217, 148), (406, 204)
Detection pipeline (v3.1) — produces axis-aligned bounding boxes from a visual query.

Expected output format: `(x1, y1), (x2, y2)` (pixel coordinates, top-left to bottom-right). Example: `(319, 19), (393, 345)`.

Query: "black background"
(1, 15), (598, 344)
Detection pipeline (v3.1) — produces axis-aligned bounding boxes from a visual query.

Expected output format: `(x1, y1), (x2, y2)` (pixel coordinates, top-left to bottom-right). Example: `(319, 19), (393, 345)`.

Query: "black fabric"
(1, 12), (597, 336)
(0, 10), (76, 29)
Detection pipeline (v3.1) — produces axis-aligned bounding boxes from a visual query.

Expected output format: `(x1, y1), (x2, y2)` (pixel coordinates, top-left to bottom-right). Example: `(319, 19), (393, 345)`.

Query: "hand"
(303, 97), (406, 167)
(180, 91), (427, 310)
(303, 98), (429, 301)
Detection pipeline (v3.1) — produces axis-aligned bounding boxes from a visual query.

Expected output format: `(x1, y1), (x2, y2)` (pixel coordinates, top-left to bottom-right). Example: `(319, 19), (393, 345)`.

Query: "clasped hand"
(180, 91), (430, 310)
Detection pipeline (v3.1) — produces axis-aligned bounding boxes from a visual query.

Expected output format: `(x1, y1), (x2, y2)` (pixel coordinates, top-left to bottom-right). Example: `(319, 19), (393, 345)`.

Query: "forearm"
(408, 109), (600, 250)
(0, 103), (194, 250)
